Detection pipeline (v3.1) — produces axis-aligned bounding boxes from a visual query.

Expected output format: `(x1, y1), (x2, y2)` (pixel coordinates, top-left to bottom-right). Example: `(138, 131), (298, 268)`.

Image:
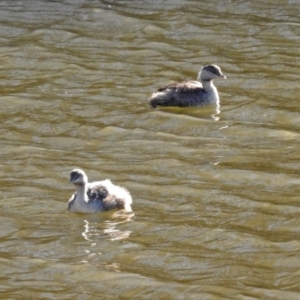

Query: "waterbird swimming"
(68, 169), (132, 213)
(149, 64), (226, 108)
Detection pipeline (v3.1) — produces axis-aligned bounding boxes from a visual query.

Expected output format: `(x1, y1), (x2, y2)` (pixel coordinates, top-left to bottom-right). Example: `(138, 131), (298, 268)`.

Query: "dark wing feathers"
(87, 184), (108, 201)
(150, 81), (205, 107)
(102, 195), (126, 211)
(156, 81), (202, 92)
(87, 184), (125, 211)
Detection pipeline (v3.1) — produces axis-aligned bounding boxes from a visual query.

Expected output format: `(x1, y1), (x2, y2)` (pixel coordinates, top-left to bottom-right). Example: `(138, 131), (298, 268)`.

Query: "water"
(1, 0), (300, 299)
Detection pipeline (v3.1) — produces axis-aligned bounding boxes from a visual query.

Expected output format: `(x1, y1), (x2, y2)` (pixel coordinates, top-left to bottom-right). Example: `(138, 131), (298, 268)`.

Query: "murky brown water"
(1, 0), (300, 299)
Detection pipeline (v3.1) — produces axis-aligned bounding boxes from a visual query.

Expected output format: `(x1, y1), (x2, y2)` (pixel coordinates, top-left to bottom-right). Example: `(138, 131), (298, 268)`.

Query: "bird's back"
(87, 180), (132, 211)
(149, 80), (211, 108)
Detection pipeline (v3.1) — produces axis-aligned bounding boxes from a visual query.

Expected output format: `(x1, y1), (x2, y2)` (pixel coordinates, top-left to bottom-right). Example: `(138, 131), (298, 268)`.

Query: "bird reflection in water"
(212, 104), (221, 121)
(155, 103), (221, 122)
(81, 211), (134, 242)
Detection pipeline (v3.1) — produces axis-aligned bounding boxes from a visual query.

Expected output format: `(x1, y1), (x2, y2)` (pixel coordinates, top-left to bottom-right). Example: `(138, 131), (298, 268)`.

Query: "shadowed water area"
(1, 0), (300, 299)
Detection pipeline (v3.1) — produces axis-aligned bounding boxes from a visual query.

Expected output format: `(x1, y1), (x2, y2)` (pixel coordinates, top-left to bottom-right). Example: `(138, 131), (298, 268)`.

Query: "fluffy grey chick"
(68, 169), (132, 213)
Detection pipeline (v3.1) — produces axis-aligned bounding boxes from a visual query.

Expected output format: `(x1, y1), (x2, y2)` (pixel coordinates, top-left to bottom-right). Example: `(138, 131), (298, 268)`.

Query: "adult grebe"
(149, 64), (226, 108)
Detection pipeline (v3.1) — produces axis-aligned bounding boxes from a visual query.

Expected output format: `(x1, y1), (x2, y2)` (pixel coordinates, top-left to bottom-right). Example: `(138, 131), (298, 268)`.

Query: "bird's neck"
(201, 79), (219, 103)
(75, 183), (88, 202)
(201, 79), (215, 91)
